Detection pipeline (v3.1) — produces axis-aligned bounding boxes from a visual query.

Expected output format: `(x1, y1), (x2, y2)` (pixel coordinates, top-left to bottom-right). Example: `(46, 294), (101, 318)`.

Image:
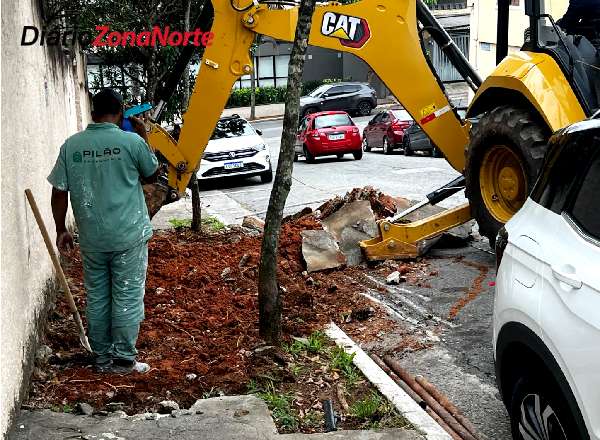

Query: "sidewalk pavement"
(10, 396), (423, 440)
(221, 98), (398, 121)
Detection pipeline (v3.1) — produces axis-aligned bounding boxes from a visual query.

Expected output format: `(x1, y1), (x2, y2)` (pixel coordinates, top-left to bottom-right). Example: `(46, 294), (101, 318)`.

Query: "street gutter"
(325, 322), (452, 440)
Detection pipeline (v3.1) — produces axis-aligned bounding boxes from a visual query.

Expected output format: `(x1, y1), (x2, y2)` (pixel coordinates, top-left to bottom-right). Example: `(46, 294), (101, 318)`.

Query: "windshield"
(314, 113), (353, 129)
(391, 110), (412, 121)
(308, 85), (330, 98)
(211, 118), (255, 139)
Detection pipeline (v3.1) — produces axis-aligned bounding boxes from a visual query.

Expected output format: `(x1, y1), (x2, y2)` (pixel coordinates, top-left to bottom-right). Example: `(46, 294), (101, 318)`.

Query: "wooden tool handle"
(24, 189), (78, 314)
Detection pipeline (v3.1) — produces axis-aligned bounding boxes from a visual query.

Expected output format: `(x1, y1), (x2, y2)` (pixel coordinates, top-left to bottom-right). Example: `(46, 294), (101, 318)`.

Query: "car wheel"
(431, 146), (444, 158)
(303, 145), (316, 163)
(509, 373), (587, 440)
(302, 107), (318, 118)
(260, 169), (273, 183)
(293, 153), (299, 162)
(353, 149), (363, 160)
(358, 101), (372, 116)
(336, 153), (344, 159)
(404, 137), (414, 156)
(362, 138), (371, 152)
(383, 136), (393, 155)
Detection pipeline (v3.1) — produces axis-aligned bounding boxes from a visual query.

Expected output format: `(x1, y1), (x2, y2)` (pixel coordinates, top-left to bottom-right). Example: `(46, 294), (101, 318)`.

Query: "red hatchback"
(295, 111), (363, 163)
(362, 109), (413, 154)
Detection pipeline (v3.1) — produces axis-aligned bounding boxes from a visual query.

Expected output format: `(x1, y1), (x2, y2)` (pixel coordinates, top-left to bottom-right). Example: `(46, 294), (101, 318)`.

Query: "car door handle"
(551, 265), (582, 289)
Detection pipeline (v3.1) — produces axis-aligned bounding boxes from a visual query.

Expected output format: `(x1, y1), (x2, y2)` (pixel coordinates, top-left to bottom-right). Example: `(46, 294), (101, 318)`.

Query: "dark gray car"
(299, 82), (377, 118)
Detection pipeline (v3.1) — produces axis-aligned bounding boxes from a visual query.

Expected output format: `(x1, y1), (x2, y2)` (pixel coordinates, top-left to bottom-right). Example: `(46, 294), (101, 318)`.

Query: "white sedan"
(493, 118), (600, 440)
(198, 115), (272, 183)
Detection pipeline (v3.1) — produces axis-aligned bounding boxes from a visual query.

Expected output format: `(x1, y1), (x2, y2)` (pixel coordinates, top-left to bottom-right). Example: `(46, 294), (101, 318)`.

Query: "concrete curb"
(243, 103), (399, 123)
(325, 322), (452, 440)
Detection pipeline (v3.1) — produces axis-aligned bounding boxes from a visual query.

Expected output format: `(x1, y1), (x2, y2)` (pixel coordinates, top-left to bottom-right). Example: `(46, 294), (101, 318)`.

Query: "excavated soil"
(27, 214), (422, 416)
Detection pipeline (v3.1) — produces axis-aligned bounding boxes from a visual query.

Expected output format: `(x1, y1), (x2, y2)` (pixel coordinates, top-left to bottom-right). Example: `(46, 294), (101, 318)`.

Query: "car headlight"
(252, 144), (267, 152)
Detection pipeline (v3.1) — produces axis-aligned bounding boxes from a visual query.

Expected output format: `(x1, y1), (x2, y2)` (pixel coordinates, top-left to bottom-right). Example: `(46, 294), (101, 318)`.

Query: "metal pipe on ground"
(415, 375), (482, 439)
(370, 354), (462, 440)
(382, 356), (480, 440)
(370, 354), (426, 408)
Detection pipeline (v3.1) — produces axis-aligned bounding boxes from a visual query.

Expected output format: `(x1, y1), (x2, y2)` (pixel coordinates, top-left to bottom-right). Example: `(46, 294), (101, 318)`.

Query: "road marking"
(364, 274), (457, 328)
(391, 167), (446, 175)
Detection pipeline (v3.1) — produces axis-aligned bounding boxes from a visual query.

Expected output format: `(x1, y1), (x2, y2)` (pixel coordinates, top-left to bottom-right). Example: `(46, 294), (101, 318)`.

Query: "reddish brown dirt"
(28, 214), (405, 414)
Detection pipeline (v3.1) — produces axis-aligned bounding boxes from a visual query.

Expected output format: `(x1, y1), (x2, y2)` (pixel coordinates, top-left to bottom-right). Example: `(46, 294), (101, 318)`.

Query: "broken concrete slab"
(301, 230), (346, 272)
(321, 201), (378, 266)
(10, 396), (278, 440)
(242, 215), (265, 232)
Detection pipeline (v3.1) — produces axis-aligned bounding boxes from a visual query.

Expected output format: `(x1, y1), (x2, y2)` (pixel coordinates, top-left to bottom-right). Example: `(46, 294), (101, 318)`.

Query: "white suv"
(198, 115), (272, 183)
(493, 119), (600, 440)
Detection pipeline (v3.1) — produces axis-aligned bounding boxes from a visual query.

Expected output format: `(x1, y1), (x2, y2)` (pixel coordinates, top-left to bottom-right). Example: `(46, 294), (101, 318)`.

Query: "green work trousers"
(81, 241), (148, 365)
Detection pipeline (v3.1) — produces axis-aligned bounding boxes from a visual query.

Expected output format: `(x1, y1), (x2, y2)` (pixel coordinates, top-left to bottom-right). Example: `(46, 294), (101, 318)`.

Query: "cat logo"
(321, 12), (371, 48)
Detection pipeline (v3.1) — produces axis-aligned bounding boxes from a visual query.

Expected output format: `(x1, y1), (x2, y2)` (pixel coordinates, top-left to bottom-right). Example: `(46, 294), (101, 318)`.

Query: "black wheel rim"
(362, 138), (368, 151)
(518, 394), (567, 440)
(383, 138), (389, 153)
(359, 102), (370, 115)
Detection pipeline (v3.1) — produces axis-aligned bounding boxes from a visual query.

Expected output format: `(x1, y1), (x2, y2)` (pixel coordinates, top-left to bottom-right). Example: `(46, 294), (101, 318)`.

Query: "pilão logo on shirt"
(73, 148), (122, 163)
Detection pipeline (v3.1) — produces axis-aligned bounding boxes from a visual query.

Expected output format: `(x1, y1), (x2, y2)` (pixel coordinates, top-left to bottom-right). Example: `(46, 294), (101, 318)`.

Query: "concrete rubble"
(321, 200), (379, 266)
(300, 187), (474, 272)
(301, 230), (346, 272)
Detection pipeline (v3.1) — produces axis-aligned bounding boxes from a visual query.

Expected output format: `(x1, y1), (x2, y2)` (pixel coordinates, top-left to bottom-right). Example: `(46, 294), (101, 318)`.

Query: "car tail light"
(495, 226), (509, 270)
(392, 120), (411, 129)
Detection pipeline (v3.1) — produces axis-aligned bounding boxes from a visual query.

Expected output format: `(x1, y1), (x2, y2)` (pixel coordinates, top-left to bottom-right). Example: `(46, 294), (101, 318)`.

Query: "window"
(325, 86), (345, 96)
(567, 153), (600, 240)
(342, 85), (361, 94)
(391, 110), (412, 121)
(232, 54), (290, 89)
(380, 112), (390, 122)
(314, 113), (352, 129)
(211, 118), (256, 140)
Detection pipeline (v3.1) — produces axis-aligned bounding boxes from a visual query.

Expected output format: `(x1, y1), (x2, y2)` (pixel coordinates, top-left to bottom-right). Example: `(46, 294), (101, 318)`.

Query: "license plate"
(223, 161), (243, 170)
(328, 133), (345, 141)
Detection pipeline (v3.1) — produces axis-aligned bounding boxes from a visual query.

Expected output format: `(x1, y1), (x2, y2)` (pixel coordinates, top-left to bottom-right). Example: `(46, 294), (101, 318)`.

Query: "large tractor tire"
(465, 106), (549, 247)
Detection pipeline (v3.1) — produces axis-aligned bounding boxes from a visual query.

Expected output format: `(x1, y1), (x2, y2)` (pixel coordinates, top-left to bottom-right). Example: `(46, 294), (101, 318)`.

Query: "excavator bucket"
(360, 203), (472, 261)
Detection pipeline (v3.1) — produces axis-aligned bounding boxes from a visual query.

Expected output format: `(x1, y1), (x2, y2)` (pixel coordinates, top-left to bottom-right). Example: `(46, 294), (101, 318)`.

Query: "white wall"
(469, 0), (568, 78)
(0, 1), (90, 435)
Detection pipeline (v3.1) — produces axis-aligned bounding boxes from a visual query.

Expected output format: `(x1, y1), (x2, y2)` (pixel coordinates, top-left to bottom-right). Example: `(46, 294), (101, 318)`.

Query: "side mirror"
(255, 129), (263, 135)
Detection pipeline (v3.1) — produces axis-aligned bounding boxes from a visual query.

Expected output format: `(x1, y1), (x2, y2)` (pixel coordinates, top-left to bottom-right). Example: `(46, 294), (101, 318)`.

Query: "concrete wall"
(469, 0), (568, 78)
(0, 1), (90, 436)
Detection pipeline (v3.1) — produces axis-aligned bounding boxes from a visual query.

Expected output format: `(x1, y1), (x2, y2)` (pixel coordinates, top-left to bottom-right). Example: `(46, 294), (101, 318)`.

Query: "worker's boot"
(110, 358), (151, 374)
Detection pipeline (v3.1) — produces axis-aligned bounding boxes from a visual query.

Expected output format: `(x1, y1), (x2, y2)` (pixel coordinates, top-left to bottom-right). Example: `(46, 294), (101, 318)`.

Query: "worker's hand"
(130, 116), (149, 143)
(56, 231), (74, 255)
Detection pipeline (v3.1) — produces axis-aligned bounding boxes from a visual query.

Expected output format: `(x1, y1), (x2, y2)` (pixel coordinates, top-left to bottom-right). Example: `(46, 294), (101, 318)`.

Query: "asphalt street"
(151, 115), (511, 438)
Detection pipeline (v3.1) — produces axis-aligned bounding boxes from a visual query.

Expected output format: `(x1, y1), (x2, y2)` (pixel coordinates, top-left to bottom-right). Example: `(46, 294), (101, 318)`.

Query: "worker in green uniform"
(48, 88), (159, 374)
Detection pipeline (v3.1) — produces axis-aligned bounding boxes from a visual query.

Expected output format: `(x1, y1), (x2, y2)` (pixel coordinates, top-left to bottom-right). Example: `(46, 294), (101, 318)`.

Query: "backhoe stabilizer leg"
(360, 203), (472, 261)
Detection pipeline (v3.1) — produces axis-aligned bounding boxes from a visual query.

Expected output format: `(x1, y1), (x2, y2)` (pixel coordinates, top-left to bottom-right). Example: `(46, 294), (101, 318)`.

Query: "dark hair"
(92, 88), (123, 117)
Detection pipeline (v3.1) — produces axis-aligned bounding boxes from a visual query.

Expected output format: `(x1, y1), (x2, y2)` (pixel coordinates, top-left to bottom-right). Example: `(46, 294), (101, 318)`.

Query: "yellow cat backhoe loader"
(146, 0), (598, 260)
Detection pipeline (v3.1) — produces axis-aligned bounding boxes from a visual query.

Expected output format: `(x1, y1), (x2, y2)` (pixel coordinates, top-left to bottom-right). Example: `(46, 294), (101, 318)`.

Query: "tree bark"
(250, 65), (256, 120)
(190, 173), (202, 231)
(257, 0), (317, 345)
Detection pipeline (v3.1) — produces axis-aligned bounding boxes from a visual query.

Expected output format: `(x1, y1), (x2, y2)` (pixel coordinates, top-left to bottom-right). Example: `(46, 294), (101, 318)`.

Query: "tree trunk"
(250, 66), (256, 120)
(190, 173), (202, 231)
(257, 0), (317, 345)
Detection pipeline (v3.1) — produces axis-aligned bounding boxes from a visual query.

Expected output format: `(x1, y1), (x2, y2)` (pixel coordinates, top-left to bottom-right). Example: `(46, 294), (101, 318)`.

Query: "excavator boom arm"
(149, 0), (471, 196)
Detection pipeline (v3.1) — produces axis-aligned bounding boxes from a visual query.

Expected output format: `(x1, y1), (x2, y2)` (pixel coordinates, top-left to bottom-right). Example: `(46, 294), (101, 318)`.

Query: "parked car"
(198, 115), (272, 183)
(294, 111), (363, 162)
(493, 118), (600, 440)
(299, 82), (377, 118)
(362, 109), (413, 154)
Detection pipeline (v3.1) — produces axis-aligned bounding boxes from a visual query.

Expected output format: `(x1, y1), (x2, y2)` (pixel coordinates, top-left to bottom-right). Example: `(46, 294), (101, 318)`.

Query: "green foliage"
(306, 331), (326, 354)
(226, 78), (341, 108)
(168, 216), (225, 232)
(350, 392), (382, 420)
(330, 346), (360, 387)
(283, 339), (306, 357)
(253, 382), (298, 431)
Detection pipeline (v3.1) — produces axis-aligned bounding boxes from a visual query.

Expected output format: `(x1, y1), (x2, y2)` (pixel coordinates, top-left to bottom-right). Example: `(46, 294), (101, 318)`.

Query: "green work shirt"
(48, 122), (158, 253)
